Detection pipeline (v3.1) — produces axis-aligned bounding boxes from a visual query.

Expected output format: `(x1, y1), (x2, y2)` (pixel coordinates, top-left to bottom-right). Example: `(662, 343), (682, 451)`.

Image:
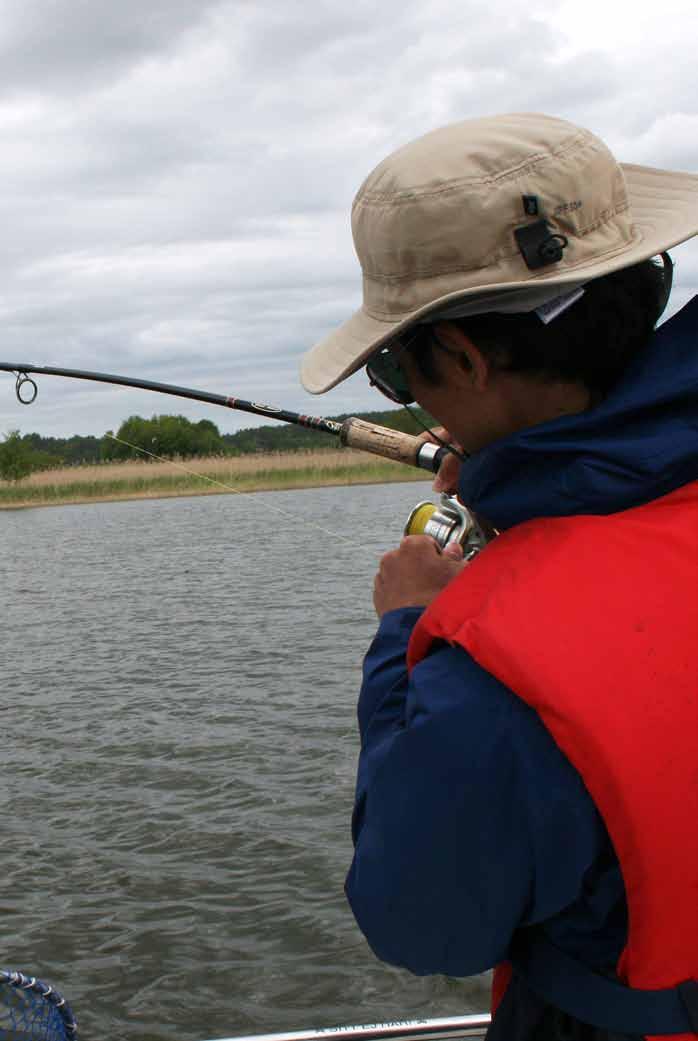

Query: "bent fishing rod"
(0, 361), (448, 474)
(0, 360), (496, 555)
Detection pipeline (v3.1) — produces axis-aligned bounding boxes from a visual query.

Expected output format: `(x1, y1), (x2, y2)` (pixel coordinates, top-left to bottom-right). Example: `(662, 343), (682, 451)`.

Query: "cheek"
(403, 356), (461, 431)
(414, 388), (456, 431)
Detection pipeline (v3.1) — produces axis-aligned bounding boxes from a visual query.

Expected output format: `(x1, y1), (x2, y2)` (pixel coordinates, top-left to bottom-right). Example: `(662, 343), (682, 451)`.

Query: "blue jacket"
(345, 296), (698, 980)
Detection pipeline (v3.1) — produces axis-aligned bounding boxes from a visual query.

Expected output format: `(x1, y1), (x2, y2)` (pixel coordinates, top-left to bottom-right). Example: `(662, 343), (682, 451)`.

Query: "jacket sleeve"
(345, 608), (613, 978)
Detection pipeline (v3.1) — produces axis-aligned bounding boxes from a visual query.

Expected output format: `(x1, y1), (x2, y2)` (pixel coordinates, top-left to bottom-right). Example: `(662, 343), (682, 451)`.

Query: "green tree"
(0, 430), (37, 481)
(104, 414), (225, 461)
(106, 415), (153, 460)
(101, 431), (116, 462)
(193, 418), (223, 456)
(14, 431), (99, 465)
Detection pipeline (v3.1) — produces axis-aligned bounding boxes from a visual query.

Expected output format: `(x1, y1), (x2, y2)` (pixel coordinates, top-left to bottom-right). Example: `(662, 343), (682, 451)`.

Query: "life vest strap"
(511, 930), (697, 1035)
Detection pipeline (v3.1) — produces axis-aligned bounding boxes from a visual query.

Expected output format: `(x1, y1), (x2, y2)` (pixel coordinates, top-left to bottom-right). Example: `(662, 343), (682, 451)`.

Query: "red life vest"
(407, 481), (698, 1041)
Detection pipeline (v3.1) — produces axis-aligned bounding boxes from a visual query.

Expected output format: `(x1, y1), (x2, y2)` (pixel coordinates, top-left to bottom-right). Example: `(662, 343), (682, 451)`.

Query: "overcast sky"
(1, 0), (697, 439)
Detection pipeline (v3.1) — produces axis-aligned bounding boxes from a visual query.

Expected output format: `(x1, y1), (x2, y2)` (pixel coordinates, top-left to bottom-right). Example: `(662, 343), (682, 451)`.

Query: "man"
(300, 114), (698, 1041)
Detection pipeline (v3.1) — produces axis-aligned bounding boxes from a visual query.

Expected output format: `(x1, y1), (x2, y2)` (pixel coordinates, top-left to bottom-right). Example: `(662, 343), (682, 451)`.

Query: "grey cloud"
(0, 0), (221, 94)
(0, 0), (696, 440)
(615, 114), (698, 171)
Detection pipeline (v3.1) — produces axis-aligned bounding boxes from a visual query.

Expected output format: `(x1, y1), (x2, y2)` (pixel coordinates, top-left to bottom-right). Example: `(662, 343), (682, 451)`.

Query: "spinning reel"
(405, 494), (496, 560)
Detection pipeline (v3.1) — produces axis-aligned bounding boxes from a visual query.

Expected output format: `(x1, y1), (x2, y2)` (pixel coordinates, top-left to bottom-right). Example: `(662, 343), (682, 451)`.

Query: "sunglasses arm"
(339, 417), (448, 473)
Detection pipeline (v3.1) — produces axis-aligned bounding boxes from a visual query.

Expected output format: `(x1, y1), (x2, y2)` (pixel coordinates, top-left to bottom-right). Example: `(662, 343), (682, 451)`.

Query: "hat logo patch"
(554, 200), (583, 216)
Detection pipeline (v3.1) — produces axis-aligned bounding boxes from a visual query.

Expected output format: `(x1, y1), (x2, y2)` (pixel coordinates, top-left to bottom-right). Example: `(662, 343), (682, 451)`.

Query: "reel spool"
(405, 494), (494, 560)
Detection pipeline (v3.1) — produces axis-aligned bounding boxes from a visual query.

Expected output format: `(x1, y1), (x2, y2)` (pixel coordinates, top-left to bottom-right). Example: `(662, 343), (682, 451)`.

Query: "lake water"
(1, 482), (490, 1041)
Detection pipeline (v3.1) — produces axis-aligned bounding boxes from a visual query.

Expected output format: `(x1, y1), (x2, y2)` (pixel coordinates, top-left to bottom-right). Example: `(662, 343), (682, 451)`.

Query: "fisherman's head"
(300, 113), (697, 451)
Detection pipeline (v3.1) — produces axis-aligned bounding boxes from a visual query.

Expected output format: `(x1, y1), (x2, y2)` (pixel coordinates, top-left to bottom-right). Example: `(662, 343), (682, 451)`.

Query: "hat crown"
(301, 111), (698, 394)
(351, 113), (632, 318)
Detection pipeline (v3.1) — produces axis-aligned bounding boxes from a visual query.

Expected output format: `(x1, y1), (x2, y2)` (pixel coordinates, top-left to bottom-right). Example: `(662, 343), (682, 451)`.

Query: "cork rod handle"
(339, 417), (445, 473)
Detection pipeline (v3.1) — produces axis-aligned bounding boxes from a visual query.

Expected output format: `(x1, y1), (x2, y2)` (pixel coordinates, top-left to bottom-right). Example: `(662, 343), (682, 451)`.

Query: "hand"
(415, 427), (462, 494)
(373, 535), (465, 618)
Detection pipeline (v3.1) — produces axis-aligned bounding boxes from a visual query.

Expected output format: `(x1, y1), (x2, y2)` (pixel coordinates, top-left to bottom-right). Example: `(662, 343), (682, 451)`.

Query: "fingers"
(372, 534), (466, 618)
(415, 426), (464, 494)
(433, 451), (461, 494)
(442, 540), (464, 560)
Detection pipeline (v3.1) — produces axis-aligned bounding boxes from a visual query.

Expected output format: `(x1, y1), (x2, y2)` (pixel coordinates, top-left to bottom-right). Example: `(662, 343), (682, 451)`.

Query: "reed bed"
(0, 449), (429, 508)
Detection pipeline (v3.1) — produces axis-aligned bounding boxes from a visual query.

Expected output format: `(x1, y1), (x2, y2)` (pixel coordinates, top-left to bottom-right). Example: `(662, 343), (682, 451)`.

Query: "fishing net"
(0, 972), (77, 1041)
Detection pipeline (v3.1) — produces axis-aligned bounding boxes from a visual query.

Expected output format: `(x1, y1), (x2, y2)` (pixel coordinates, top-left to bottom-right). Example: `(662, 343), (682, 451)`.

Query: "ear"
(459, 337), (490, 392)
(440, 324), (491, 392)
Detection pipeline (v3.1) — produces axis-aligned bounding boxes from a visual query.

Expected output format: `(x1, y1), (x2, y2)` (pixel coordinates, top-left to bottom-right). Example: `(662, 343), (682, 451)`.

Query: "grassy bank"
(0, 449), (430, 508)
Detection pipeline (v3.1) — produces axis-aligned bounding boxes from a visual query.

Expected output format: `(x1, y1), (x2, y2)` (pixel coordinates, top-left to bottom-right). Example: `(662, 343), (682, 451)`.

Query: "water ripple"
(2, 484), (489, 1040)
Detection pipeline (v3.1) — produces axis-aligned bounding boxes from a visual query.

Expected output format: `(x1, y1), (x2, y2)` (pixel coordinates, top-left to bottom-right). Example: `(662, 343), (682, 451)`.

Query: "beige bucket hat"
(300, 112), (698, 394)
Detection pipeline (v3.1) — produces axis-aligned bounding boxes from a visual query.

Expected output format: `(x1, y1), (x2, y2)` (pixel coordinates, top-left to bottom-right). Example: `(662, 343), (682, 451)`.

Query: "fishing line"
(1, 362), (488, 553)
(0, 361), (452, 474)
(403, 405), (468, 462)
(104, 433), (362, 545)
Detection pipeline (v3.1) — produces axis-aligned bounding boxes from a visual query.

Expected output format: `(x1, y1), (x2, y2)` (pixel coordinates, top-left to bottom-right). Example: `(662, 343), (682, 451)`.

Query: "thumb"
(442, 540), (464, 561)
(433, 452), (461, 494)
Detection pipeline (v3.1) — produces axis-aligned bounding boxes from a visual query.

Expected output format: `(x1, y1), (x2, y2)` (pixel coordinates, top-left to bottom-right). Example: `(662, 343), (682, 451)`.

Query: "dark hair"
(414, 256), (672, 396)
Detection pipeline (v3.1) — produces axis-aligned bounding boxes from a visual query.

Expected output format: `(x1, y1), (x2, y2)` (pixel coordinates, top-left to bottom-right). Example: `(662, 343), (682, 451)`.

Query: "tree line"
(0, 407), (433, 481)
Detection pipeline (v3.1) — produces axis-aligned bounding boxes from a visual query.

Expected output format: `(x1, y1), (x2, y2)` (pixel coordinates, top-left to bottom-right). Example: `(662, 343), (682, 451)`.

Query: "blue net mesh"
(0, 973), (77, 1041)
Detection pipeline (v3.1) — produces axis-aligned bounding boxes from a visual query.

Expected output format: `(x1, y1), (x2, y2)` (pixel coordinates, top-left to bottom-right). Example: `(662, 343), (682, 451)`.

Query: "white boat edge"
(201, 1012), (492, 1041)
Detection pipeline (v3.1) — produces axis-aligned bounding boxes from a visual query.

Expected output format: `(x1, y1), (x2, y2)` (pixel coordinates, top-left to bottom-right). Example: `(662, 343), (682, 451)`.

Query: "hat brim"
(300, 162), (698, 394)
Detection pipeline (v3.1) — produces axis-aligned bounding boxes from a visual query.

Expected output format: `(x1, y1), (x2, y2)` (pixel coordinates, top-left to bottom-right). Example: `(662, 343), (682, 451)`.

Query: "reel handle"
(339, 417), (448, 473)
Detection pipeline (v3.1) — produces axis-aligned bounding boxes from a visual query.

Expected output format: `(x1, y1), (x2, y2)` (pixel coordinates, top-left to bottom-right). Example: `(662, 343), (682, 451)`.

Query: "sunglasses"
(365, 332), (418, 404)
(365, 326), (460, 404)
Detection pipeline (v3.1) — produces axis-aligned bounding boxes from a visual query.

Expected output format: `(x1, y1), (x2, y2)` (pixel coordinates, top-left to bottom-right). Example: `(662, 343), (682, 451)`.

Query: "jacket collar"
(458, 297), (698, 530)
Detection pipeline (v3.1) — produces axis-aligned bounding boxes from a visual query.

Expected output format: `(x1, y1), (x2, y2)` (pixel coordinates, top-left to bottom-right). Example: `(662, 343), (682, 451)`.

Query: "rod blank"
(0, 362), (443, 473)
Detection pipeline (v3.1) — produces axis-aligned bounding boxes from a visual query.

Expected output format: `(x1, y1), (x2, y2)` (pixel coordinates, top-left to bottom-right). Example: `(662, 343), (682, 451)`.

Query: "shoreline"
(0, 449), (431, 510)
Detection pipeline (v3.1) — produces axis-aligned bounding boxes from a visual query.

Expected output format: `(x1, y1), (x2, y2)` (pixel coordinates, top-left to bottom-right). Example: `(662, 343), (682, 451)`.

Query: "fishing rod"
(0, 360), (496, 555)
(0, 361), (448, 474)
